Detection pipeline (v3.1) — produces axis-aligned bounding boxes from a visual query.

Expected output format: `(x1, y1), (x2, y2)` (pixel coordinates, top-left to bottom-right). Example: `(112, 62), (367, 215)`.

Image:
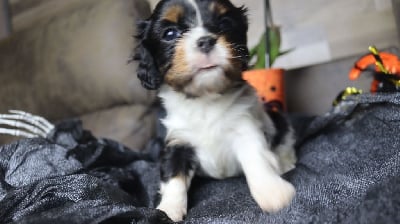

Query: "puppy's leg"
(233, 127), (295, 212)
(274, 132), (297, 174)
(157, 145), (196, 222)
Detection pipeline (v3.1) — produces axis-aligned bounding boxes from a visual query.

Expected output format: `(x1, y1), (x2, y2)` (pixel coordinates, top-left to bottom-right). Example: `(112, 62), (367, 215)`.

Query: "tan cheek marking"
(218, 36), (232, 58)
(165, 38), (192, 89)
(162, 5), (184, 23)
(218, 36), (243, 81)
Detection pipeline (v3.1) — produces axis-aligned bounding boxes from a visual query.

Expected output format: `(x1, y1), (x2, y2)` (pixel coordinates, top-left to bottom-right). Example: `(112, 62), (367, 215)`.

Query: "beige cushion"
(80, 105), (156, 150)
(0, 0), (154, 121)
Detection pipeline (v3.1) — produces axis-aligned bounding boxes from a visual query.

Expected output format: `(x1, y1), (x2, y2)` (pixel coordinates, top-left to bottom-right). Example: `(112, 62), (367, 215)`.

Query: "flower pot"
(242, 68), (286, 111)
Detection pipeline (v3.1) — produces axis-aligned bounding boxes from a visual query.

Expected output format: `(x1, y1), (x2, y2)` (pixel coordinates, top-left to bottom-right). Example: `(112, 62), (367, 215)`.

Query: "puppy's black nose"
(197, 36), (217, 54)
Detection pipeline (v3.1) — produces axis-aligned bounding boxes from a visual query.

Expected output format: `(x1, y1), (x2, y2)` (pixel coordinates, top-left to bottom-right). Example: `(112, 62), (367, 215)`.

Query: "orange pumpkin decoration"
(243, 68), (285, 111)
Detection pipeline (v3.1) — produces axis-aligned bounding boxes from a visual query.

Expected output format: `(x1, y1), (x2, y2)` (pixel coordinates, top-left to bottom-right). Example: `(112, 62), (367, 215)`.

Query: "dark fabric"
(1, 93), (400, 224)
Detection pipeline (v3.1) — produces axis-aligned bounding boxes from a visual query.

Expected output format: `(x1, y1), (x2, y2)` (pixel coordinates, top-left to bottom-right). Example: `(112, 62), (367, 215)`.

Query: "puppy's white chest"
(159, 88), (253, 178)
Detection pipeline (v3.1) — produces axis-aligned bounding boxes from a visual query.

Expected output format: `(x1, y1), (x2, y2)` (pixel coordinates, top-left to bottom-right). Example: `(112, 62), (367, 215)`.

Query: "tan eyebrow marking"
(162, 5), (184, 23)
(210, 2), (228, 15)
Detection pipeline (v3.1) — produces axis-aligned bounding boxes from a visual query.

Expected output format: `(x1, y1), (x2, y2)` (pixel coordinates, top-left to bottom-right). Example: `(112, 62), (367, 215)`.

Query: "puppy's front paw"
(157, 201), (187, 222)
(250, 177), (295, 213)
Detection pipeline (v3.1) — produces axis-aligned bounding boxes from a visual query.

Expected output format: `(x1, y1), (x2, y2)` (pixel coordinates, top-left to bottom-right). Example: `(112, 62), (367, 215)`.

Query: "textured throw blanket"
(0, 93), (399, 224)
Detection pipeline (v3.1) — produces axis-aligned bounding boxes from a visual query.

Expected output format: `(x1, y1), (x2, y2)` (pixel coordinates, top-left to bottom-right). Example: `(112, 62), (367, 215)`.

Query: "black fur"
(160, 144), (198, 182)
(134, 21), (163, 90)
(267, 110), (290, 148)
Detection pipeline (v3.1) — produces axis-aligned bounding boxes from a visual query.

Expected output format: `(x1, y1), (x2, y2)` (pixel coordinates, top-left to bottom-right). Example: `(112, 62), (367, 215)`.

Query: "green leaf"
(268, 26), (281, 67)
(250, 32), (266, 69)
(248, 26), (293, 69)
(249, 45), (258, 58)
(279, 48), (294, 57)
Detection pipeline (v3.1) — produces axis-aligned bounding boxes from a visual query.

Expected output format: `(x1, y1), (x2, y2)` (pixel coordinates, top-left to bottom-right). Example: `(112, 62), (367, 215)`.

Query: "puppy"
(134, 0), (296, 221)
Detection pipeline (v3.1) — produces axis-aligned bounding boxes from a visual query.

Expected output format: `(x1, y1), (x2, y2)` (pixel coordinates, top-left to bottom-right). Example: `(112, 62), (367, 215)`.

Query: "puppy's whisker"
(231, 47), (249, 53)
(229, 55), (249, 59)
(228, 44), (247, 49)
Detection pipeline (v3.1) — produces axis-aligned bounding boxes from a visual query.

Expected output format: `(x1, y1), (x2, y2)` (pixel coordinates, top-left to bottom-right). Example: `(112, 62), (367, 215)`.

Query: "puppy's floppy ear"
(133, 20), (163, 90)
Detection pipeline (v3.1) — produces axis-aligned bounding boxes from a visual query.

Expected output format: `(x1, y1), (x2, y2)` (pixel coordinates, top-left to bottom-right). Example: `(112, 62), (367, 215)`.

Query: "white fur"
(159, 84), (296, 176)
(188, 0), (203, 26)
(157, 175), (191, 222)
(275, 131), (297, 173)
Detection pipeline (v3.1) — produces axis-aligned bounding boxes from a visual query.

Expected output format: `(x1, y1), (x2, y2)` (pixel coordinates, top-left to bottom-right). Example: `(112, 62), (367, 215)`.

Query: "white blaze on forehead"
(186, 26), (208, 46)
(188, 0), (203, 26)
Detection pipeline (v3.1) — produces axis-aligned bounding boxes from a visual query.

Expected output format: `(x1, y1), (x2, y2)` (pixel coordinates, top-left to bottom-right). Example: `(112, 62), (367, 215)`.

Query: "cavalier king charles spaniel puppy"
(134, 0), (296, 221)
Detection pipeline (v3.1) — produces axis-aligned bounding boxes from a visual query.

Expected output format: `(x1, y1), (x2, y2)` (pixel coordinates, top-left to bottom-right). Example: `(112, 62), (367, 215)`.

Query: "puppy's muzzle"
(197, 36), (217, 54)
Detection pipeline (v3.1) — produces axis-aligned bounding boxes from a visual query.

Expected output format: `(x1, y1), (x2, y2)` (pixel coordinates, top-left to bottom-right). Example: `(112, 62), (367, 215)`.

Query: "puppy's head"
(134, 0), (249, 96)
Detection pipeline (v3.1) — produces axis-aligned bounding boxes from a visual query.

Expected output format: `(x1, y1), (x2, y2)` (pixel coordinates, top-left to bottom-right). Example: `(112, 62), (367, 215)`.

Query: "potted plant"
(242, 0), (292, 112)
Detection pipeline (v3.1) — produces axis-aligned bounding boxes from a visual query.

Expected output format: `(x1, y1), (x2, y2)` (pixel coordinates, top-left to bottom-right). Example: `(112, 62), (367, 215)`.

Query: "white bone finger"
(0, 118), (47, 137)
(0, 128), (38, 138)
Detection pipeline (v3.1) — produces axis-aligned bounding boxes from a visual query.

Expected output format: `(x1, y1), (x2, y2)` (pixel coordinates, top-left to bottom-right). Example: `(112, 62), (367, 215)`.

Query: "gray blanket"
(0, 93), (399, 223)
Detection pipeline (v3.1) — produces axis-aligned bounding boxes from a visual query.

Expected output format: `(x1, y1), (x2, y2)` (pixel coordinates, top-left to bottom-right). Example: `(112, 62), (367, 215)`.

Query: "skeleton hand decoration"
(0, 110), (54, 138)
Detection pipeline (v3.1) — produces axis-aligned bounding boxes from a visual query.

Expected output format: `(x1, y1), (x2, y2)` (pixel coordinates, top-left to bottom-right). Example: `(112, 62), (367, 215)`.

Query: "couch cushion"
(0, 0), (154, 121)
(80, 105), (156, 150)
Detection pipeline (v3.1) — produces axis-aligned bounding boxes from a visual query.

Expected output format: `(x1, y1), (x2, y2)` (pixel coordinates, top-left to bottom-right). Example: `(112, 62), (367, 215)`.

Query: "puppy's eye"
(163, 28), (181, 41)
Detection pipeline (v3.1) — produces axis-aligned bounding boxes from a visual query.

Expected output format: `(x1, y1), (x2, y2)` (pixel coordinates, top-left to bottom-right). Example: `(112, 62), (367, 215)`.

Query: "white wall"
(270, 0), (399, 69)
